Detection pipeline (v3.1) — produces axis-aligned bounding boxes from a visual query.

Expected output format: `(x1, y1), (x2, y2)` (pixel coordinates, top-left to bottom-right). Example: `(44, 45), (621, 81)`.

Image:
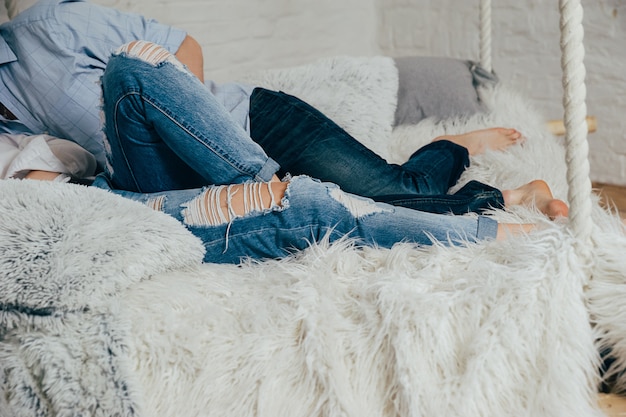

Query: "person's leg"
(377, 180), (505, 214)
(382, 179), (570, 219)
(431, 127), (523, 156)
(92, 174), (502, 264)
(502, 180), (569, 219)
(101, 41), (279, 193)
(249, 88), (520, 214)
(249, 88), (468, 197)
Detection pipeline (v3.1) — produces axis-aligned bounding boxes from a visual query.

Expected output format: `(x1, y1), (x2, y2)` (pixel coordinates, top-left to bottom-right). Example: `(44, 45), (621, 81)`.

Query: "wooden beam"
(598, 393), (626, 417)
(547, 115), (597, 136)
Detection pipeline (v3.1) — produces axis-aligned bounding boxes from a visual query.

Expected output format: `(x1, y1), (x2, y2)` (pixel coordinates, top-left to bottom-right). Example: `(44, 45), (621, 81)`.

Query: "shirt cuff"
(4, 135), (67, 179)
(476, 215), (499, 241)
(254, 157), (281, 182)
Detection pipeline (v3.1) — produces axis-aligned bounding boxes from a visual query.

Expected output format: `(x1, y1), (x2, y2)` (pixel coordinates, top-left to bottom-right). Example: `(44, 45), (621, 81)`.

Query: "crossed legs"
(166, 178), (560, 248)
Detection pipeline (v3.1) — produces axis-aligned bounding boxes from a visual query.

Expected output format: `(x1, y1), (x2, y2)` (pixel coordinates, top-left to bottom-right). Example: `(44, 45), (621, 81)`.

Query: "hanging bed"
(2, 1), (626, 416)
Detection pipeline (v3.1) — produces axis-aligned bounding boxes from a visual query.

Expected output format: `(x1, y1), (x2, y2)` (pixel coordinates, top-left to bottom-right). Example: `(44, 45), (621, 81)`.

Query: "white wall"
(120, 0), (380, 82)
(3, 0), (625, 185)
(377, 0), (626, 186)
(2, 0), (379, 81)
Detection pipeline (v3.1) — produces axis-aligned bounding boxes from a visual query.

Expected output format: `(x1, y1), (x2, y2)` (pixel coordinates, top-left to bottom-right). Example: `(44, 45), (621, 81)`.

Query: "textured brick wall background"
(2, 0), (625, 185)
(377, 0), (626, 186)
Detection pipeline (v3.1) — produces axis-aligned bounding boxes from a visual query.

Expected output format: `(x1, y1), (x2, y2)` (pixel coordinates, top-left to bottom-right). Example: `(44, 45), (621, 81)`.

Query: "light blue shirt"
(0, 0), (187, 167)
(205, 80), (255, 135)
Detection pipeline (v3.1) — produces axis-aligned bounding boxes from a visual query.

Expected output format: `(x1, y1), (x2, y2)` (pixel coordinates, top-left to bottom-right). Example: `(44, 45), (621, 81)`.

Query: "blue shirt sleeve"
(0, 0), (188, 167)
(55, 0), (188, 65)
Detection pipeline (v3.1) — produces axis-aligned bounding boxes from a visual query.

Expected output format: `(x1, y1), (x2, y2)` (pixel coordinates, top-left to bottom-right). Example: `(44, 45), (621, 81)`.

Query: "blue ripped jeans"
(96, 43), (499, 264)
(92, 174), (498, 264)
(102, 42), (503, 214)
(101, 45), (279, 193)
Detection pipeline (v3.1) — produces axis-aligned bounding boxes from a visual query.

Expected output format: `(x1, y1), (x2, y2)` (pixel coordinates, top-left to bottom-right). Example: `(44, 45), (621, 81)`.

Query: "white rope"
(477, 0), (593, 269)
(479, 0), (492, 73)
(559, 0), (594, 264)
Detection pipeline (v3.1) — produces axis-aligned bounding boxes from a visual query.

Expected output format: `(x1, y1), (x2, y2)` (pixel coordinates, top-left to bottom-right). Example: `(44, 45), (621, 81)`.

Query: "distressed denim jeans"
(96, 42), (498, 264)
(92, 175), (498, 264)
(102, 43), (503, 214)
(101, 44), (279, 193)
(249, 88), (505, 215)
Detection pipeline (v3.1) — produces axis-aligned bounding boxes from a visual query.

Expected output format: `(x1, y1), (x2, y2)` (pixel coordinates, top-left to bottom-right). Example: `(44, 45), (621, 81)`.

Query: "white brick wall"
(118, 0), (380, 82)
(3, 0), (625, 185)
(1, 0), (379, 81)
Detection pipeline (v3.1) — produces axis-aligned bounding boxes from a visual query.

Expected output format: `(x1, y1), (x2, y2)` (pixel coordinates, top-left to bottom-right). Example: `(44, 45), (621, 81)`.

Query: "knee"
(112, 41), (187, 72)
(289, 176), (390, 220)
(181, 181), (288, 227)
(115, 41), (171, 63)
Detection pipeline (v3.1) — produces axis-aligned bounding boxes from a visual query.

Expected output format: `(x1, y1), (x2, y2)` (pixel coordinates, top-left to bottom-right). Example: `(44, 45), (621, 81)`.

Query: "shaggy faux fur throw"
(0, 181), (205, 416)
(2, 56), (626, 417)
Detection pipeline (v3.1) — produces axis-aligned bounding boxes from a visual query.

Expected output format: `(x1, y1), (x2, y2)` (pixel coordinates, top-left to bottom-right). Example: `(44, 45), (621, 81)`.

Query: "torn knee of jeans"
(114, 41), (187, 73)
(329, 188), (389, 217)
(144, 195), (166, 212)
(181, 182), (286, 227)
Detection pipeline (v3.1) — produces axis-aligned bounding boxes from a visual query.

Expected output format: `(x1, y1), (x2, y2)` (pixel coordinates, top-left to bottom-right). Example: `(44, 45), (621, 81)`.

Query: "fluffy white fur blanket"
(2, 56), (625, 417)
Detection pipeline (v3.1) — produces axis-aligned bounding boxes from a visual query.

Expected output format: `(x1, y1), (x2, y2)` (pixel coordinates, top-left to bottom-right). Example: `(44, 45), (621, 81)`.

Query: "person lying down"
(0, 40), (569, 264)
(2, 133), (568, 265)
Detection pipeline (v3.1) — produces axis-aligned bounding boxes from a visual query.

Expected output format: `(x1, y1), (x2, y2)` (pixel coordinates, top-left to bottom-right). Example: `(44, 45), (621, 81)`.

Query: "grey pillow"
(393, 56), (498, 126)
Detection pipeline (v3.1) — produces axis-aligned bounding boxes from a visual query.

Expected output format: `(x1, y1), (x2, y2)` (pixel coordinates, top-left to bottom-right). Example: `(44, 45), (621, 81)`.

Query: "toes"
(507, 129), (525, 145)
(548, 199), (569, 219)
(508, 129), (521, 139)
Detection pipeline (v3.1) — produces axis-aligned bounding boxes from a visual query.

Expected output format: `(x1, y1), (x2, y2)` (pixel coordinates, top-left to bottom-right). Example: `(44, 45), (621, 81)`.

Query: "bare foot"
(502, 180), (569, 220)
(432, 127), (523, 156)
